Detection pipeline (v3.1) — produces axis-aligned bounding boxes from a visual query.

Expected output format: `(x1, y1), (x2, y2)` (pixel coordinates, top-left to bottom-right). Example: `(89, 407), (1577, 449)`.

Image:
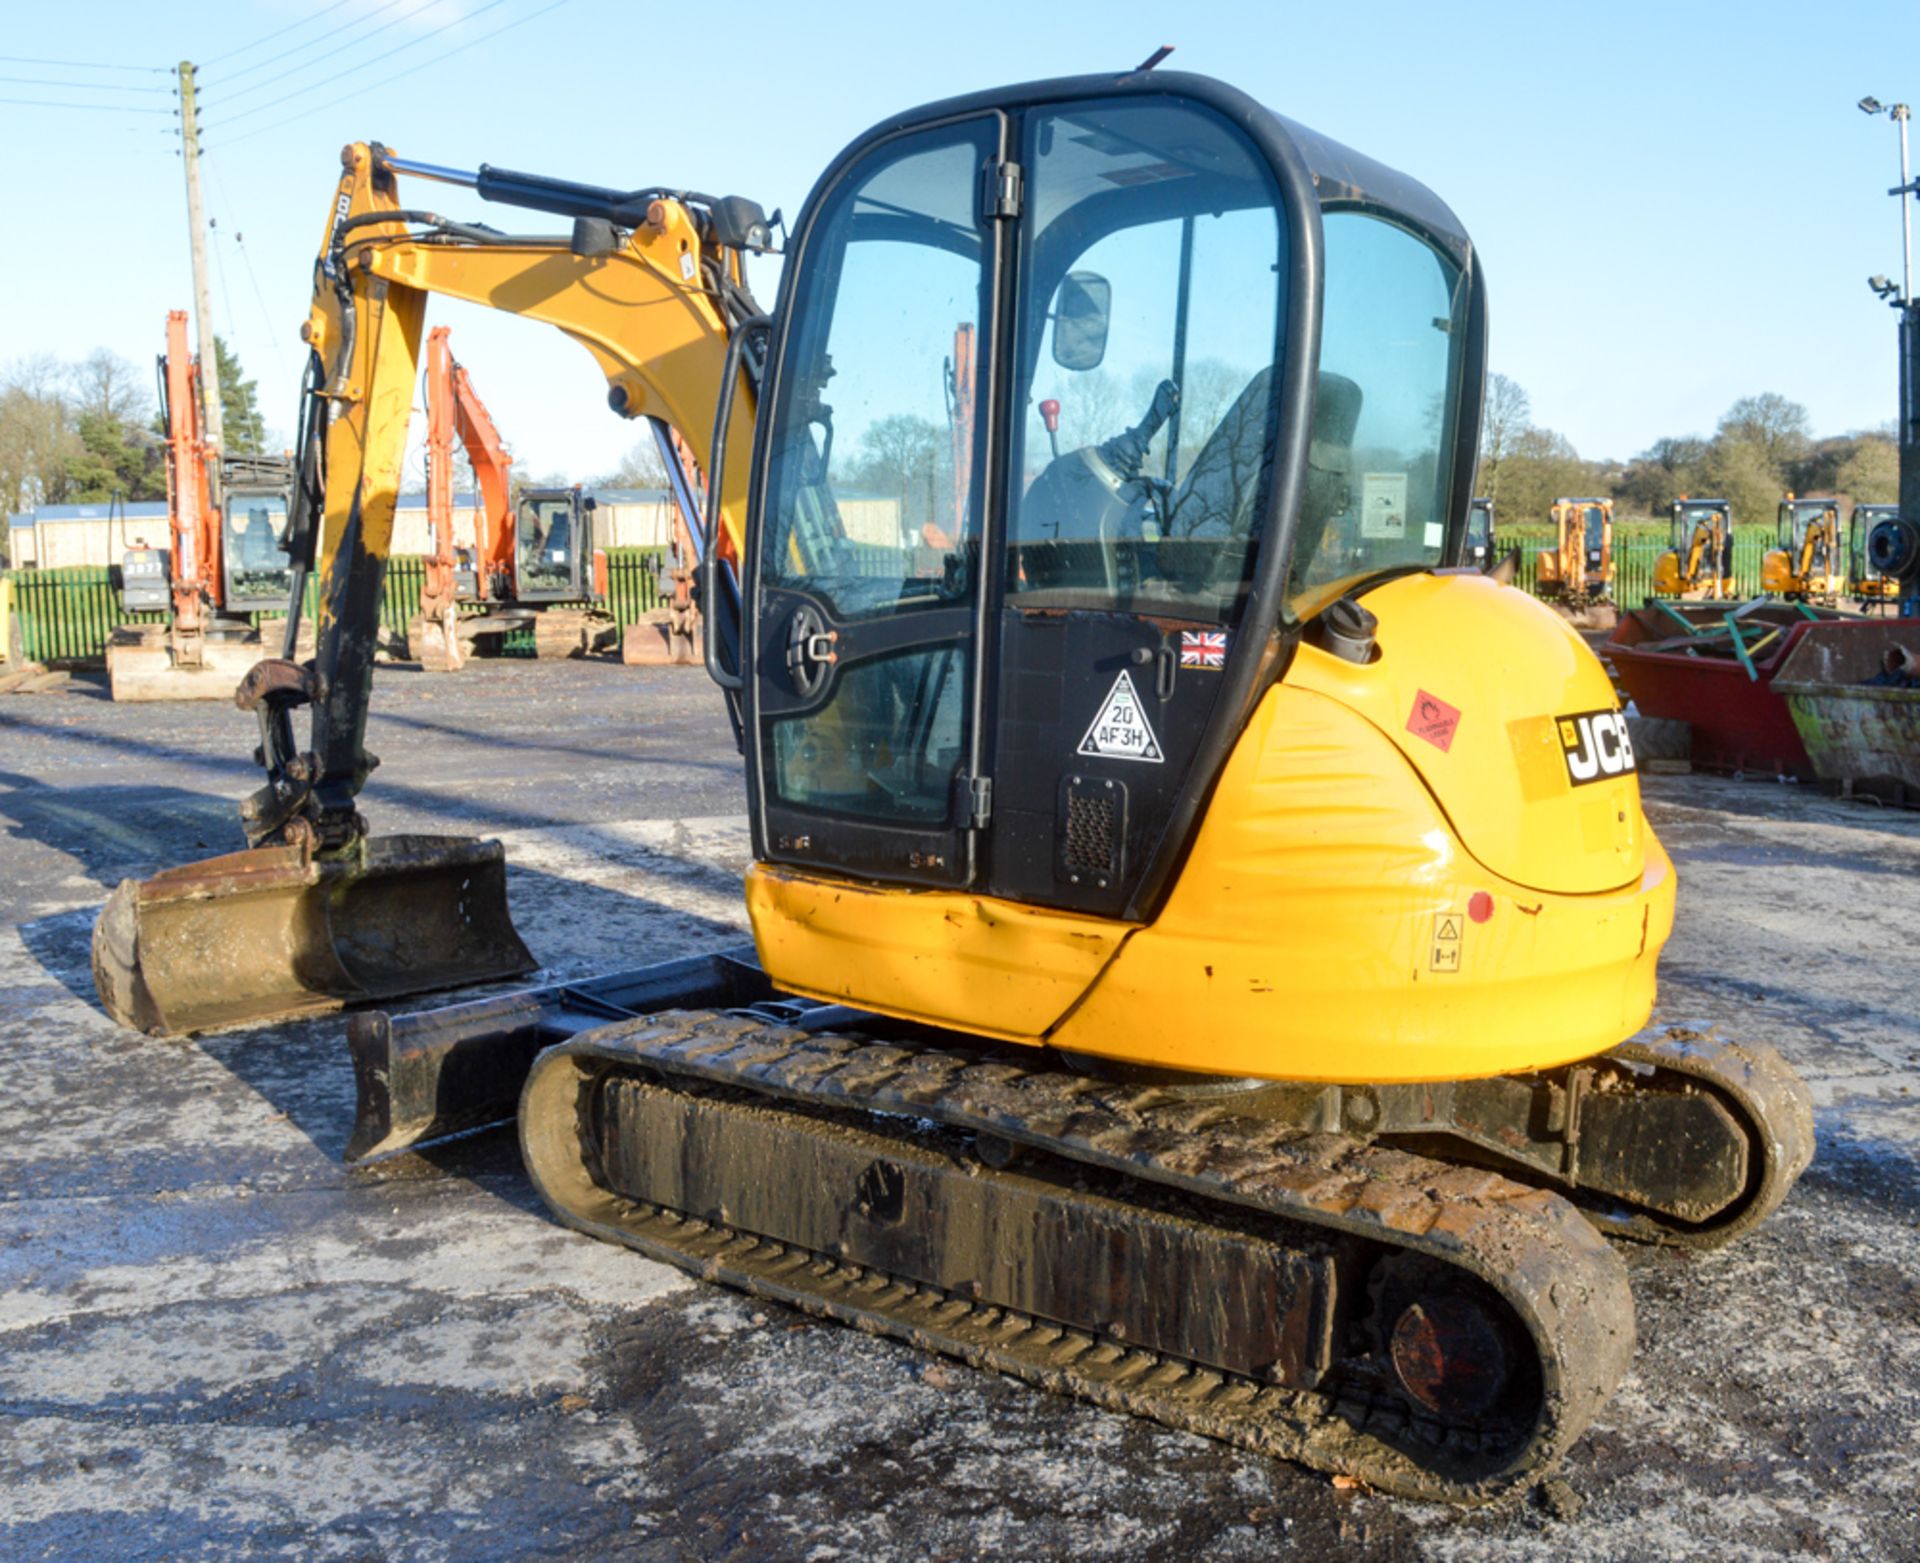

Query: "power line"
(207, 157), (299, 398)
(0, 95), (175, 113)
(0, 54), (166, 73)
(214, 0), (518, 132)
(208, 213), (243, 383)
(208, 0), (407, 88)
(0, 74), (172, 92)
(240, 0), (570, 140)
(209, 0), (434, 101)
(199, 0), (359, 69)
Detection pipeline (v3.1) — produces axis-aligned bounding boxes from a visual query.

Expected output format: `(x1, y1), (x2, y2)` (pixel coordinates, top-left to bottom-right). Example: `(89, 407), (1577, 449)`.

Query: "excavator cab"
(512, 486), (599, 603)
(738, 82), (1479, 928)
(219, 482), (296, 612)
(1763, 496), (1842, 600)
(1849, 502), (1899, 606)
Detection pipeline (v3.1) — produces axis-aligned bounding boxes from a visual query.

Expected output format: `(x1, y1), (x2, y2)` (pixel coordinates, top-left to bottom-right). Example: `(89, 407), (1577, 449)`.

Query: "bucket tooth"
(91, 834), (536, 1037)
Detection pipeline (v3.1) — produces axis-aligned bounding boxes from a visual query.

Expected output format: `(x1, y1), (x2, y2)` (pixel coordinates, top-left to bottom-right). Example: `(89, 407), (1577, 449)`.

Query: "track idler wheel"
(1368, 1255), (1537, 1434)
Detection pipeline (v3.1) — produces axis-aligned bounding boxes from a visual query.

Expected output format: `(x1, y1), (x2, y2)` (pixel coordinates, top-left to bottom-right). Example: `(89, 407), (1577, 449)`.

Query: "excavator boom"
(92, 140), (765, 1034)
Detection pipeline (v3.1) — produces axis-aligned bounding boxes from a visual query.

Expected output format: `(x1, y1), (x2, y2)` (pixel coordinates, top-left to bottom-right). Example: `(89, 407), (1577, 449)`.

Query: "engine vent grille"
(1056, 775), (1126, 887)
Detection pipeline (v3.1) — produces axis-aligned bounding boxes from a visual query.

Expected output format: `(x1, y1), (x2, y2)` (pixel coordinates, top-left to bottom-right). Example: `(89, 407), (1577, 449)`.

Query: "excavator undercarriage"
(335, 939), (1812, 1500)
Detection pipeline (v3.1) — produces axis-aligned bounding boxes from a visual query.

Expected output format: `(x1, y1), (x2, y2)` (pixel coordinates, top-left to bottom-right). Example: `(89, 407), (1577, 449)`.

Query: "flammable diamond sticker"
(1077, 670), (1163, 763)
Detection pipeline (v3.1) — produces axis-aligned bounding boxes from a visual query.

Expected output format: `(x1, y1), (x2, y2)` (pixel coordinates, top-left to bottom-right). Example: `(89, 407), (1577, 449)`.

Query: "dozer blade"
(92, 834), (537, 1037)
(342, 944), (770, 1163)
(105, 631), (266, 703)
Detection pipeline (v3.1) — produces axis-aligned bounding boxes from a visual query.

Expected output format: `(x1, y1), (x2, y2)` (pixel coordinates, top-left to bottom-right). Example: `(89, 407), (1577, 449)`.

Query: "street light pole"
(1894, 103), (1914, 304)
(1862, 97), (1920, 614)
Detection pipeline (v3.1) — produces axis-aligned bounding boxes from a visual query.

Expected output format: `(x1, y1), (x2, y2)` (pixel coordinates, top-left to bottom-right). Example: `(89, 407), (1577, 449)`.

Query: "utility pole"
(177, 61), (225, 464)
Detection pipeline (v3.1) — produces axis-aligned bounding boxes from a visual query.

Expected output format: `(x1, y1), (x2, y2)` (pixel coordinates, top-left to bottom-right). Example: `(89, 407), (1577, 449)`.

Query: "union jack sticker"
(1179, 629), (1227, 670)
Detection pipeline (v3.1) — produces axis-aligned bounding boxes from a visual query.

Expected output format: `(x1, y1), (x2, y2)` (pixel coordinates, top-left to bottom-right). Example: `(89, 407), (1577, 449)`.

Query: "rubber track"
(522, 1011), (1638, 1503)
(1601, 1025), (1817, 1247)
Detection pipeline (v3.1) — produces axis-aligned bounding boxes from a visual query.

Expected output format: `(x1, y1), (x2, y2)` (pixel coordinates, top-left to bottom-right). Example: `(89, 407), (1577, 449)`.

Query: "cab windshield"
(517, 496), (576, 592)
(222, 491), (292, 600)
(1781, 501), (1832, 547)
(1674, 505), (1720, 547)
(1583, 505), (1606, 552)
(1010, 98), (1286, 624)
(1852, 506), (1896, 570)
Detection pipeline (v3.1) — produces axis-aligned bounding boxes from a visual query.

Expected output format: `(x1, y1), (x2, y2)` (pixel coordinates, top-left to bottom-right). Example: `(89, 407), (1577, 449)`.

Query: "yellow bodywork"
(1762, 548), (1843, 600)
(750, 573), (1671, 1084)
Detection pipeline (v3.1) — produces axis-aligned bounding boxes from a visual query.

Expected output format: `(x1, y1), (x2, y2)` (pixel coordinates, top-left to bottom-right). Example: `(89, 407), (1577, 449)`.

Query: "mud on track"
(2, 661), (1917, 1560)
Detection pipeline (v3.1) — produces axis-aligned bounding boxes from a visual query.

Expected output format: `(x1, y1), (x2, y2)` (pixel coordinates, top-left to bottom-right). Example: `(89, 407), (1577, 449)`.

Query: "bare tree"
(1476, 372), (1532, 504)
(595, 432), (671, 490)
(70, 350), (146, 425)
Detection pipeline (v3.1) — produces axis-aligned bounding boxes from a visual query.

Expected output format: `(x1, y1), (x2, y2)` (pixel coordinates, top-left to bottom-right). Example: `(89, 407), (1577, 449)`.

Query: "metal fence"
(0, 535), (1843, 666)
(0, 547), (672, 666)
(1508, 531), (1774, 602)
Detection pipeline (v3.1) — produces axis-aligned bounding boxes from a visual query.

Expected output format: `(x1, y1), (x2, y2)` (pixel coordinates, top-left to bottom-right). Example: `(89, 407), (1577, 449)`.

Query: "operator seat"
(240, 511), (277, 569)
(1158, 368), (1361, 596)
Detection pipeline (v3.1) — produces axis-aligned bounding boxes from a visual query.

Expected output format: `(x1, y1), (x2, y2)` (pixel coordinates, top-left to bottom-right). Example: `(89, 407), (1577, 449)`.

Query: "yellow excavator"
(1652, 497), (1735, 599)
(1848, 502), (1900, 608)
(90, 69), (1813, 1502)
(1534, 497), (1614, 629)
(1762, 495), (1843, 601)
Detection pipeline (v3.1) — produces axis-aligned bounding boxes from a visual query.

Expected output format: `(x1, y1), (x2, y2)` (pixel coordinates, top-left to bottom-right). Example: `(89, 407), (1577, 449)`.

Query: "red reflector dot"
(1468, 892), (1494, 923)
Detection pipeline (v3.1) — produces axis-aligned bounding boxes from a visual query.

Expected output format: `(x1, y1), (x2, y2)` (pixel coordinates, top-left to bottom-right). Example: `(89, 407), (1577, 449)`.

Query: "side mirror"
(1051, 271), (1111, 372)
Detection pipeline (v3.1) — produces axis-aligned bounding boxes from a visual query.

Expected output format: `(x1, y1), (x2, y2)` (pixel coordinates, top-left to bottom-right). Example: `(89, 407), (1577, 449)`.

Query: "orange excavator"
(408, 326), (615, 668)
(107, 311), (296, 701)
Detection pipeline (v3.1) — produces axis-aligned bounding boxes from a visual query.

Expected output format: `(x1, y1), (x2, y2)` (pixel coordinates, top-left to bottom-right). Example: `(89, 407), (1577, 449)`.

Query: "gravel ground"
(2, 658), (1917, 1561)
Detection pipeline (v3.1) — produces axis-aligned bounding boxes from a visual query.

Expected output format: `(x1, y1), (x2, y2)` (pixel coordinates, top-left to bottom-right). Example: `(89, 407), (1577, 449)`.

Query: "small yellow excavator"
(1848, 502), (1900, 608)
(1762, 495), (1843, 601)
(1534, 496), (1614, 628)
(91, 69), (1812, 1502)
(1652, 497), (1735, 599)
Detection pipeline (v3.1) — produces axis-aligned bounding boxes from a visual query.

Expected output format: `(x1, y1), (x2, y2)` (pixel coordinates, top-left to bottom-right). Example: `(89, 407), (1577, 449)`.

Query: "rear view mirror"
(1051, 271), (1111, 372)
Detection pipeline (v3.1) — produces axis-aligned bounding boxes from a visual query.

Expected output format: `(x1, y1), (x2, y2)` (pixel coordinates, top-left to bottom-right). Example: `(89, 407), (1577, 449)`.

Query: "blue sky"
(4, 0), (1917, 483)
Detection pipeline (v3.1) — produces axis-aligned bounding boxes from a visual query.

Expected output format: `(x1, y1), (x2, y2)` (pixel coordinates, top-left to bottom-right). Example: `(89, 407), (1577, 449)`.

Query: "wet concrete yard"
(3, 660), (1918, 1560)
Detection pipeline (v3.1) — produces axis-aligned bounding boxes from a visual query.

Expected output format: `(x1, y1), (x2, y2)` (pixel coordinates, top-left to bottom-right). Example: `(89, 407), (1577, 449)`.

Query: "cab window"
(1009, 100), (1285, 624)
(1286, 211), (1468, 619)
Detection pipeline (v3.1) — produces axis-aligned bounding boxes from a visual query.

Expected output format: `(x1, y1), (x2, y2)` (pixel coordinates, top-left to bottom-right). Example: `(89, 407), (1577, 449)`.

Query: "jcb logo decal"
(1558, 708), (1636, 786)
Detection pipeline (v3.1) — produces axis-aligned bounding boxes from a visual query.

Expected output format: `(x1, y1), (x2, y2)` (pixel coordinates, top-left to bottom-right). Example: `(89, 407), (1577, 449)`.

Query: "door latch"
(784, 604), (838, 697)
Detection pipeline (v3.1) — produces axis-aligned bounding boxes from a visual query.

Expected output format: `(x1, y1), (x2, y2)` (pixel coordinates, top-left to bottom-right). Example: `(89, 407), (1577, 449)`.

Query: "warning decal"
(1406, 689), (1463, 753)
(1430, 911), (1462, 973)
(1077, 671), (1164, 763)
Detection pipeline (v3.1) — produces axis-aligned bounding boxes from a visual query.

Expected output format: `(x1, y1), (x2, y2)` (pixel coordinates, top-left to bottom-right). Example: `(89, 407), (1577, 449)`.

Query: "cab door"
(745, 116), (1004, 888)
(985, 98), (1294, 922)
